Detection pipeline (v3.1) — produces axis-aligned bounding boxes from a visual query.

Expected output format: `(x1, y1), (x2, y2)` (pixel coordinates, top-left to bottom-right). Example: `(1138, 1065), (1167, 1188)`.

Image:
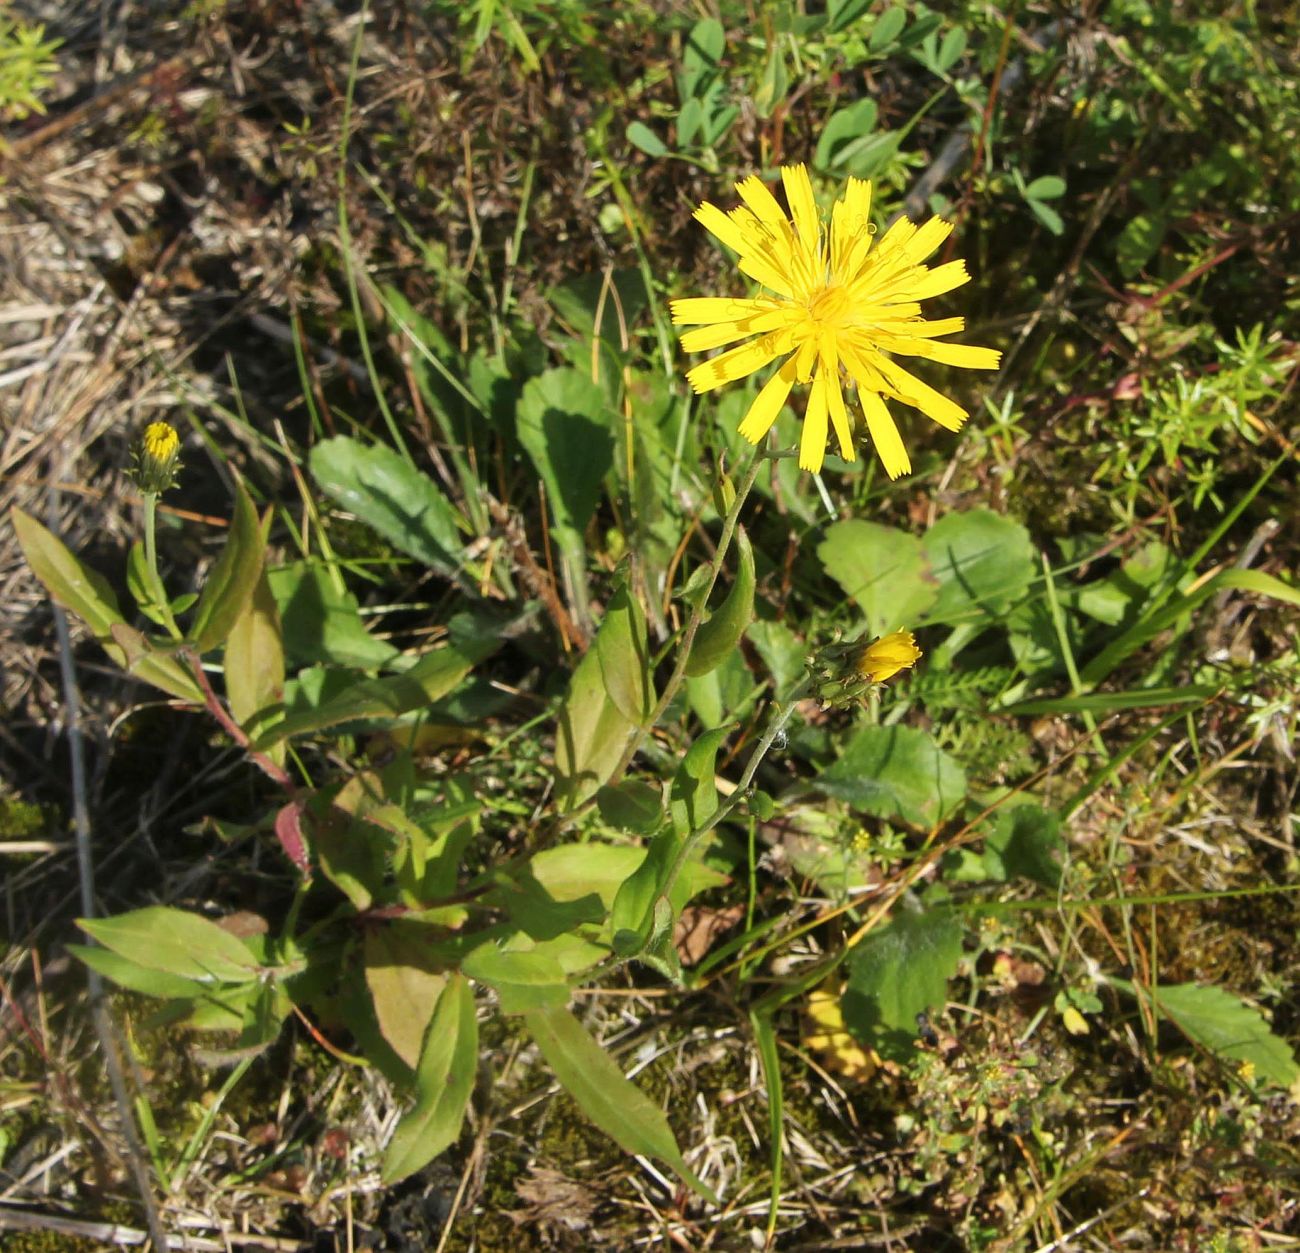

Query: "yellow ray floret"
(673, 164), (1001, 477)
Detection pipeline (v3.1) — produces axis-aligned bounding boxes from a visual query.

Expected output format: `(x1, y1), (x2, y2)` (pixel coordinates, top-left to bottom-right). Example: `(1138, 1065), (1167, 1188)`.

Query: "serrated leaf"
(10, 508), (203, 702)
(189, 478), (265, 652)
(1113, 980), (1300, 1088)
(78, 907), (262, 984)
(843, 906), (963, 1060)
(382, 974), (478, 1182)
(522, 1005), (717, 1201)
(818, 519), (936, 638)
(816, 725), (966, 828)
(365, 925), (449, 1069)
(463, 944), (569, 1014)
(595, 583), (655, 724)
(310, 437), (465, 575)
(252, 634), (496, 749)
(686, 526), (755, 677)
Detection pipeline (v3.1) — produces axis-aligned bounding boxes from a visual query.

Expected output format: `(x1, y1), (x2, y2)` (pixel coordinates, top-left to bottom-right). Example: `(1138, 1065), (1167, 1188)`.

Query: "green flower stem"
(653, 674), (811, 923)
(609, 445), (766, 785)
(142, 492), (182, 640)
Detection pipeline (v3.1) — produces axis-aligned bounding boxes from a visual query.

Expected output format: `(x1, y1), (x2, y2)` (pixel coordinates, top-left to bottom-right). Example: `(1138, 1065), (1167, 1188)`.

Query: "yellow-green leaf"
(225, 511), (285, 755)
(11, 508), (203, 703)
(522, 1005), (716, 1201)
(685, 526), (755, 678)
(189, 478), (265, 652)
(382, 974), (478, 1182)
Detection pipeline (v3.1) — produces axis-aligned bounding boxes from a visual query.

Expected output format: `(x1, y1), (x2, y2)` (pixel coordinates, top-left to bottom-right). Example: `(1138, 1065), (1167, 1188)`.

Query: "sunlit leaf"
(816, 725), (966, 828)
(189, 478), (265, 652)
(843, 905), (963, 1061)
(382, 974), (478, 1182)
(522, 1005), (716, 1201)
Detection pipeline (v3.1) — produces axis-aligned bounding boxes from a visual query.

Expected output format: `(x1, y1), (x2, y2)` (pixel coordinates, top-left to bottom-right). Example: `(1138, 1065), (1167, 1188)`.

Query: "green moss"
(0, 793), (53, 840)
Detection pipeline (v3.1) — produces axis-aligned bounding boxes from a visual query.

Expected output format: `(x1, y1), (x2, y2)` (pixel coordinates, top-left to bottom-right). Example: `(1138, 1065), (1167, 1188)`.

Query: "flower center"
(808, 283), (851, 329)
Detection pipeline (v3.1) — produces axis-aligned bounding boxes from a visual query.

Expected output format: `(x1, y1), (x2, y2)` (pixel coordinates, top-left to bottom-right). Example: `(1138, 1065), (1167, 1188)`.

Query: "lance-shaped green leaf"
(555, 633), (637, 812)
(685, 526), (755, 678)
(1111, 979), (1300, 1088)
(11, 508), (203, 702)
(610, 829), (680, 957)
(1081, 568), (1300, 688)
(310, 436), (465, 575)
(522, 1005), (717, 1202)
(225, 511), (285, 753)
(382, 974), (479, 1182)
(69, 944), (218, 1000)
(595, 780), (664, 834)
(253, 633), (497, 748)
(462, 944), (570, 1014)
(78, 907), (262, 984)
(189, 478), (265, 653)
(669, 725), (729, 837)
(595, 583), (655, 725)
(364, 925), (449, 1070)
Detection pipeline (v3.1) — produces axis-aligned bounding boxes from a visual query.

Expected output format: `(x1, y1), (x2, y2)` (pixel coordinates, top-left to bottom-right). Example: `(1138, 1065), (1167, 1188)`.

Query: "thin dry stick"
(47, 486), (170, 1251)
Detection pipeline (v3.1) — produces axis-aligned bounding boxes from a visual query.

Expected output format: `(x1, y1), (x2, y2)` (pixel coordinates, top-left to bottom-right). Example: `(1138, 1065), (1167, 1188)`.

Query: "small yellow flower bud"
(132, 421), (182, 495)
(855, 630), (922, 683)
(1061, 1005), (1090, 1036)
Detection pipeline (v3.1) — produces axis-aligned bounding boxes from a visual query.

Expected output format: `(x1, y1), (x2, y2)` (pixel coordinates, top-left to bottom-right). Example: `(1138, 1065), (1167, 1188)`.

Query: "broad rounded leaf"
(920, 509), (1034, 625)
(818, 519), (936, 638)
(815, 725), (966, 828)
(844, 906), (963, 1061)
(310, 436), (464, 574)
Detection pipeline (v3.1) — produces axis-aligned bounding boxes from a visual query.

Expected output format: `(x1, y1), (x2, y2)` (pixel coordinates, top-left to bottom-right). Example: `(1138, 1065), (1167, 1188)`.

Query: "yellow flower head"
(671, 165), (1001, 477)
(855, 630), (923, 683)
(132, 421), (182, 495)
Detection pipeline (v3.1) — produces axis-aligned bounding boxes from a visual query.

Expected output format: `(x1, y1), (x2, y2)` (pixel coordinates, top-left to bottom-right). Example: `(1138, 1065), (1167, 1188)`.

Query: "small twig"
(47, 488), (170, 1251)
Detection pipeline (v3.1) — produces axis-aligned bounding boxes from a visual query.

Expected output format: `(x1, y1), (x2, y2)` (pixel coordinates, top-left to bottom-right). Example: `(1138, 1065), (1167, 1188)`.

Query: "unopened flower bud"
(132, 421), (182, 495)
